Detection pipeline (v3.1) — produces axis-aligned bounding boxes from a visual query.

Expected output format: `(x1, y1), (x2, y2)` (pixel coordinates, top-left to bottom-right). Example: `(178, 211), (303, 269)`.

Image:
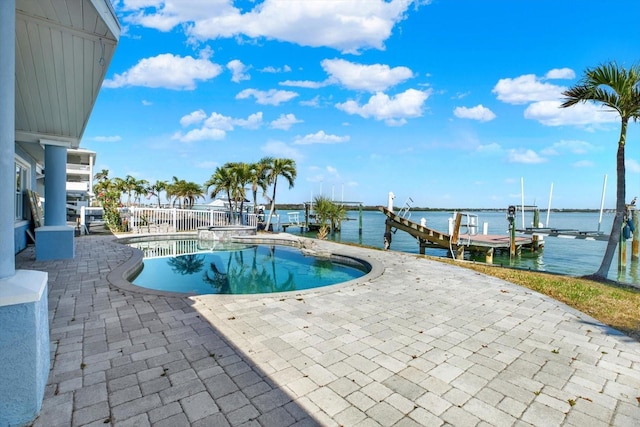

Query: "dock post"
(451, 212), (462, 244)
(619, 226), (627, 271)
(509, 220), (516, 259)
(384, 222), (392, 250)
(304, 203), (309, 232)
(632, 207), (638, 261)
(485, 248), (494, 264)
(455, 246), (465, 260)
(507, 205), (516, 259)
(419, 238), (426, 255)
(359, 204), (363, 236)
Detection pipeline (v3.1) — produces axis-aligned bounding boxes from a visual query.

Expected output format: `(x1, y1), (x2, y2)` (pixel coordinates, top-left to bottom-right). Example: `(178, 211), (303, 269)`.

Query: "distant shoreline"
(274, 204), (615, 214)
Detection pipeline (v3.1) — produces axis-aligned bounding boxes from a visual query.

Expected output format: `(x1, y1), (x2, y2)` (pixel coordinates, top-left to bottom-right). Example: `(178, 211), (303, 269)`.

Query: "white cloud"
(260, 65), (291, 73)
(507, 149), (547, 164)
(336, 89), (430, 126)
(494, 69), (623, 128)
(540, 139), (596, 156)
(174, 111), (263, 142)
(453, 104), (496, 122)
(227, 59), (251, 82)
(321, 58), (414, 92)
(176, 127), (227, 142)
(122, 0), (425, 53)
(203, 112), (234, 131)
(280, 80), (329, 89)
(270, 113), (303, 130)
(103, 53), (222, 90)
(142, 100), (153, 106)
(179, 109), (207, 127)
(300, 96), (320, 107)
(627, 158), (640, 173)
(545, 68), (575, 79)
(293, 131), (350, 145)
(233, 112), (263, 130)
(236, 88), (299, 105)
(524, 100), (620, 126)
(261, 140), (303, 162)
(92, 135), (122, 142)
(492, 74), (564, 105)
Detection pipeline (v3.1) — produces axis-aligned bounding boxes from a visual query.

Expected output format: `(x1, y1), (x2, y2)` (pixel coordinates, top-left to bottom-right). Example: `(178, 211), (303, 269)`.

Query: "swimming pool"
(127, 238), (370, 295)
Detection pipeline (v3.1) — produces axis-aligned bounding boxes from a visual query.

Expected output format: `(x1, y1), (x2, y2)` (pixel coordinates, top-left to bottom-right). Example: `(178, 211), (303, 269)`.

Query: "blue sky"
(83, 0), (640, 209)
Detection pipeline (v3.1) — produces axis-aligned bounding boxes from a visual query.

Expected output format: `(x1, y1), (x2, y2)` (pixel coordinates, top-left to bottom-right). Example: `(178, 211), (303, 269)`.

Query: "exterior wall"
(14, 220), (29, 254)
(0, 271), (49, 427)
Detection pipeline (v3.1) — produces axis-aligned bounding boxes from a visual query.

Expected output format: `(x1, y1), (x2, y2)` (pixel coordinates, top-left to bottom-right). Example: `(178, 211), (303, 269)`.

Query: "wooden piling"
(485, 248), (494, 264)
(619, 227), (627, 271)
(451, 212), (462, 244)
(632, 208), (638, 261)
(509, 218), (516, 259)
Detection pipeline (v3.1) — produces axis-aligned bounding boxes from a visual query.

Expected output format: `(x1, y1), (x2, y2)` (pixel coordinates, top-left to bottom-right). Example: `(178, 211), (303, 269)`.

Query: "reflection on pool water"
(128, 239), (369, 295)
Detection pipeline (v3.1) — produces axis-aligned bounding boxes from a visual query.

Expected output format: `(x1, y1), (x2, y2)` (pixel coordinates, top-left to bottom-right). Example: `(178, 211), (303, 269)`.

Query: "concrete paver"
(15, 233), (640, 426)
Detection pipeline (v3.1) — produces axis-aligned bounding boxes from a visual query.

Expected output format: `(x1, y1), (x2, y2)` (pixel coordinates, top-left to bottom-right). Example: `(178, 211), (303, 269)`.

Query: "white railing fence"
(80, 206), (258, 234)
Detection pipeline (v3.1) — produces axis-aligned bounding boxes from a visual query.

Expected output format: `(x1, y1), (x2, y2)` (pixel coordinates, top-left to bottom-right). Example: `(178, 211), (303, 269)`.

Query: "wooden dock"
(379, 206), (540, 263)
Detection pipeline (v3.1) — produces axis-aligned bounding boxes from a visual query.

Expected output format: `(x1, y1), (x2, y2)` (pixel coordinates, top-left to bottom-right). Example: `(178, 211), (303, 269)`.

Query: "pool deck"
(15, 233), (640, 426)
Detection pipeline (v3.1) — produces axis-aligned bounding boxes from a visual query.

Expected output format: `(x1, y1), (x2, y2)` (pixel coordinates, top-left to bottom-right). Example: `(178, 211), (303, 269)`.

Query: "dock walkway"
(379, 206), (537, 262)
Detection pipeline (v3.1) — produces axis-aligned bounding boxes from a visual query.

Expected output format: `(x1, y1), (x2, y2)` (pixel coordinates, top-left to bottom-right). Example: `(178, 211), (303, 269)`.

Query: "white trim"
(14, 154), (30, 221)
(0, 270), (47, 307)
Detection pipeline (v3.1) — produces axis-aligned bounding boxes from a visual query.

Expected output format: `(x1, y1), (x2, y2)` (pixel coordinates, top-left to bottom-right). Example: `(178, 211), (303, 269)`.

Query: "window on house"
(15, 157), (29, 221)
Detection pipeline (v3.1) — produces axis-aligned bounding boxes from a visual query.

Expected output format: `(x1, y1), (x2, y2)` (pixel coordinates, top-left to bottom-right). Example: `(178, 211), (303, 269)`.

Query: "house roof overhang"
(14, 0), (120, 163)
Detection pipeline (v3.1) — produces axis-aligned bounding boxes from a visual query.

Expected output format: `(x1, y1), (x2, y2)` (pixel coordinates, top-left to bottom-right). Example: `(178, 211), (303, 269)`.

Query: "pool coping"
(107, 232), (385, 298)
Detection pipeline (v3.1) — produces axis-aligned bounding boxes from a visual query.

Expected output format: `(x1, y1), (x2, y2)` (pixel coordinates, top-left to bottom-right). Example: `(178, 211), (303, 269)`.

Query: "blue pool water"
(129, 240), (369, 295)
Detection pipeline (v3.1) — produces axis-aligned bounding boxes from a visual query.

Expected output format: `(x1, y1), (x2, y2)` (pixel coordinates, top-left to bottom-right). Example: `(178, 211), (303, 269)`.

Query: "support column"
(36, 143), (75, 260)
(0, 0), (15, 279)
(0, 3), (51, 426)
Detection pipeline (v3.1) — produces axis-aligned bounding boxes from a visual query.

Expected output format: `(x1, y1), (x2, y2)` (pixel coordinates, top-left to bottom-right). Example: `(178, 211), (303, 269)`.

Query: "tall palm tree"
(227, 162), (252, 224)
(561, 61), (640, 280)
(112, 177), (127, 206)
(122, 175), (138, 207)
(264, 158), (297, 230)
(94, 169), (110, 183)
(204, 165), (235, 214)
(250, 157), (272, 213)
(181, 181), (204, 209)
(146, 180), (167, 208)
(132, 178), (149, 206)
(166, 176), (183, 208)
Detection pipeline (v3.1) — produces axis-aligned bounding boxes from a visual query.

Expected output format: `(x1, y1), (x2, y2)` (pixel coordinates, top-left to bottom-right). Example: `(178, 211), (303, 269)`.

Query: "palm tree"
(561, 61), (640, 280)
(94, 169), (110, 183)
(112, 177), (127, 206)
(264, 158), (297, 230)
(312, 195), (348, 238)
(166, 176), (183, 208)
(181, 181), (204, 209)
(146, 180), (167, 208)
(313, 195), (334, 239)
(132, 178), (149, 206)
(122, 175), (138, 207)
(204, 165), (235, 214)
(250, 157), (272, 213)
(228, 162), (252, 224)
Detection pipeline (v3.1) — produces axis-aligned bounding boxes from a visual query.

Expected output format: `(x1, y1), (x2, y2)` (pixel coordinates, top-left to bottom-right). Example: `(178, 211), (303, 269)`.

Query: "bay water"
(273, 209), (639, 285)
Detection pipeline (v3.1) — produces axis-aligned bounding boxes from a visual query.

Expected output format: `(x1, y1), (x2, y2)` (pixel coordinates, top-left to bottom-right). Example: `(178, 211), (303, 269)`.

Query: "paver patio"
(15, 233), (640, 426)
